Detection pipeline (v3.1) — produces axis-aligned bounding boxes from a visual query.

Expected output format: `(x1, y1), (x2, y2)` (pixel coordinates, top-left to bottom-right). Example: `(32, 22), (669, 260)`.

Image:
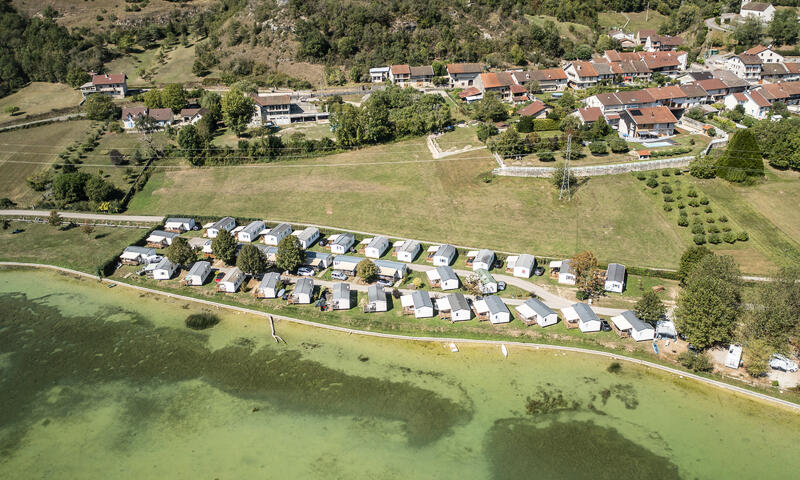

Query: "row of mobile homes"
(365, 236), (390, 259)
(332, 255), (362, 276)
(394, 240), (421, 262)
(426, 266), (459, 290)
(331, 282), (351, 310)
(120, 246), (157, 265)
(294, 227), (320, 249)
(429, 244), (456, 266)
(218, 268), (245, 292)
(515, 298), (558, 327)
(303, 250), (332, 270)
(604, 263), (626, 293)
(436, 293), (471, 322)
(256, 272), (283, 298)
(146, 230), (179, 248)
(290, 278), (314, 304)
(238, 221), (266, 243)
(183, 261), (211, 286)
(264, 223), (293, 246)
(401, 290), (434, 318)
(610, 311), (654, 341)
(374, 260), (407, 282)
(365, 284), (388, 312)
(561, 303), (601, 332)
(474, 296), (510, 324)
(164, 217), (195, 233)
(475, 269), (499, 294)
(153, 257), (178, 280)
(330, 233), (356, 254)
(505, 254), (536, 278)
(207, 217), (236, 238)
(466, 249), (495, 271)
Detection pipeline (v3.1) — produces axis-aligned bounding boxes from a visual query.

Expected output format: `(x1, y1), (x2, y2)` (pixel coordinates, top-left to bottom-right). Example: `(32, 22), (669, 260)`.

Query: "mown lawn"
(0, 221), (147, 273)
(0, 82), (82, 124)
(597, 11), (669, 34)
(435, 126), (481, 151)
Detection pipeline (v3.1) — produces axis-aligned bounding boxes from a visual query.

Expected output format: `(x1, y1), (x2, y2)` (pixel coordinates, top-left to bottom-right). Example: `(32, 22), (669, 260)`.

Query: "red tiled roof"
(391, 64), (411, 75)
(625, 106), (677, 124)
(732, 92), (748, 102)
(517, 101), (547, 117)
(458, 87), (481, 98)
(615, 90), (656, 105)
(744, 45), (768, 55)
(572, 61), (598, 78)
(679, 83), (708, 98)
(510, 84), (527, 94)
(638, 150), (651, 156)
(529, 68), (567, 81)
(251, 94), (291, 106)
(748, 90), (772, 107)
(696, 78), (727, 91)
(447, 63), (483, 74)
(784, 63), (800, 74)
(480, 72), (514, 89)
(578, 107), (602, 123)
(93, 73), (126, 85)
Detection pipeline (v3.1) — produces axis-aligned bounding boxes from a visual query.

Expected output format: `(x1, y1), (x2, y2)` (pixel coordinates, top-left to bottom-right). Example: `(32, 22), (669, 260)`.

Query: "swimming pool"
(642, 140), (677, 148)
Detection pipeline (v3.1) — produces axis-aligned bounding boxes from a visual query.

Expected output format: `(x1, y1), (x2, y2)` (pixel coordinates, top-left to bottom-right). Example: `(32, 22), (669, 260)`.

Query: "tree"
(551, 163), (576, 190)
(509, 44), (526, 65)
(517, 115), (534, 133)
(1, 219), (9, 230)
(609, 137), (628, 153)
(84, 176), (118, 203)
(635, 290), (666, 326)
(178, 124), (204, 164)
(221, 88), (255, 137)
(733, 16), (763, 47)
(717, 129), (763, 182)
(211, 231), (237, 266)
(573, 44), (593, 60)
(52, 172), (91, 203)
(588, 141), (607, 155)
(166, 237), (196, 267)
(47, 210), (61, 227)
(588, 116), (611, 140)
(356, 259), (377, 283)
(742, 267), (800, 349)
(472, 92), (508, 122)
(276, 235), (303, 272)
(66, 66), (90, 88)
(83, 94), (117, 120)
(675, 255), (742, 349)
(689, 155), (717, 179)
(769, 9), (800, 46)
(236, 244), (267, 275)
(678, 245), (713, 286)
(570, 251), (604, 299)
(161, 83), (187, 112)
(80, 224), (95, 238)
(684, 107), (704, 122)
(743, 339), (772, 377)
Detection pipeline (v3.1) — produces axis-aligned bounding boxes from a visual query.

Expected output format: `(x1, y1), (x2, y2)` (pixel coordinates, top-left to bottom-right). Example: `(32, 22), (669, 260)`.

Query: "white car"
(769, 354), (798, 372)
(296, 267), (315, 276)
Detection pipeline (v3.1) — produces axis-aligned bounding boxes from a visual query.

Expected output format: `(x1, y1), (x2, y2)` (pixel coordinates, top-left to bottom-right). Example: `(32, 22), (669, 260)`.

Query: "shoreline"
(2, 261), (798, 412)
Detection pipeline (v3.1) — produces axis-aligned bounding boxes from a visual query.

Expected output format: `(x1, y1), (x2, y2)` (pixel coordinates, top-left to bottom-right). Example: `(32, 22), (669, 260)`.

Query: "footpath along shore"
(2, 261), (798, 412)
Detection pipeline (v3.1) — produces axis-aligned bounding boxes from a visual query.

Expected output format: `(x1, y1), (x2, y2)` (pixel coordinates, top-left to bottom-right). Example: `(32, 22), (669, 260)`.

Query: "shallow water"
(1, 269), (799, 479)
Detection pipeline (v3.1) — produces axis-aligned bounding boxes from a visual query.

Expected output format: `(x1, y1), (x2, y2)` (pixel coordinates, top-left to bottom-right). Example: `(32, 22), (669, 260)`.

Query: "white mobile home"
(294, 227), (320, 249)
(557, 259), (576, 285)
(610, 311), (654, 341)
(724, 344), (743, 369)
(303, 250), (332, 270)
(394, 240), (421, 262)
(255, 272), (282, 298)
(468, 249), (495, 271)
(164, 217), (195, 233)
(604, 263), (626, 293)
(207, 217), (236, 238)
(263, 223), (293, 246)
(515, 298), (558, 327)
(331, 282), (351, 310)
(332, 255), (363, 275)
(183, 261), (211, 286)
(188, 237), (212, 254)
(120, 246), (157, 265)
(475, 269), (498, 294)
(365, 236), (390, 259)
(436, 293), (471, 322)
(290, 278), (314, 304)
(475, 295), (511, 324)
(365, 284), (388, 312)
(431, 244), (457, 266)
(146, 230), (180, 248)
(426, 266), (459, 290)
(218, 268), (245, 293)
(374, 260), (407, 281)
(330, 233), (356, 254)
(153, 257), (178, 280)
(238, 221), (266, 243)
(507, 254), (536, 278)
(562, 303), (601, 332)
(401, 290), (434, 318)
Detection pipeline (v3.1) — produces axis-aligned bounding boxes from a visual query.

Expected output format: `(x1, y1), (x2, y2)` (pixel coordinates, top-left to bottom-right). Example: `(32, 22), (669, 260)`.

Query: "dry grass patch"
(0, 83), (81, 123)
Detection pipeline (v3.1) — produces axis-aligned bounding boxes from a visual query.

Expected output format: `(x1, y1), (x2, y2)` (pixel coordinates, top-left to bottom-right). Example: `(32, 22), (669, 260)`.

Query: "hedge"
(532, 118), (559, 131)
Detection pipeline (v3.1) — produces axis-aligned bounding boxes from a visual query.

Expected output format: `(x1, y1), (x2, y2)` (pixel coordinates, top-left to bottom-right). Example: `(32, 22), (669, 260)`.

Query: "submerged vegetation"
(184, 312), (220, 330)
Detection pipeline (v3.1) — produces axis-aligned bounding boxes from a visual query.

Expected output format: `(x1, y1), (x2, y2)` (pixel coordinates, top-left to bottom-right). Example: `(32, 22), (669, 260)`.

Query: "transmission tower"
(559, 134), (572, 201)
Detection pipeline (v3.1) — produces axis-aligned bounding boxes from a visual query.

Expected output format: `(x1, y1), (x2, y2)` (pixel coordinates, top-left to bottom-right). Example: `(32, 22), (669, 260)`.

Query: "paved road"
(0, 209), (163, 223)
(0, 113), (85, 132)
(704, 16), (733, 32)
(3, 261), (797, 412)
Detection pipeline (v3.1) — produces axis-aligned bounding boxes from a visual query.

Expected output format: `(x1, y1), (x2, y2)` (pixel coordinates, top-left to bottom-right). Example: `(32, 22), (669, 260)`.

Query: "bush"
(663, 195), (674, 202)
(687, 189), (698, 197)
(588, 141), (608, 155)
(678, 351), (713, 372)
(737, 231), (749, 241)
(699, 197), (709, 205)
(704, 206), (712, 213)
(689, 157), (716, 178)
(723, 232), (736, 244)
(532, 118), (560, 131)
(646, 178), (658, 188)
(705, 217), (715, 224)
(677, 217), (689, 227)
(661, 169), (671, 177)
(708, 233), (721, 244)
(636, 172), (646, 180)
(538, 151), (555, 162)
(693, 234), (706, 245)
(185, 313), (220, 330)
(576, 290), (589, 300)
(688, 199), (699, 207)
(673, 168), (682, 175)
(679, 209), (688, 217)
(708, 225), (720, 233)
(677, 202), (686, 209)
(718, 215), (728, 223)
(663, 204), (673, 212)
(661, 184), (673, 194)
(609, 137), (629, 153)
(691, 223), (705, 234)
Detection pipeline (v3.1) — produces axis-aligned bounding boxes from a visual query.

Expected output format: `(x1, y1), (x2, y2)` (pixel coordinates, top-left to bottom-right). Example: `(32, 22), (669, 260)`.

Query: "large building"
(80, 73), (127, 98)
(739, 2), (775, 23)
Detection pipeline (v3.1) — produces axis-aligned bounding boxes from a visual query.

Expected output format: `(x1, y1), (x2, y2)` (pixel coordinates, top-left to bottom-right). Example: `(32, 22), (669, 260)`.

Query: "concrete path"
(0, 209), (163, 223)
(2, 261), (797, 412)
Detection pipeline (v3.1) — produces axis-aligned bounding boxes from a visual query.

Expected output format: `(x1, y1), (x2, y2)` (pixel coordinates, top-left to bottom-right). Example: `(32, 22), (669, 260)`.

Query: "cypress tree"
(716, 129), (763, 182)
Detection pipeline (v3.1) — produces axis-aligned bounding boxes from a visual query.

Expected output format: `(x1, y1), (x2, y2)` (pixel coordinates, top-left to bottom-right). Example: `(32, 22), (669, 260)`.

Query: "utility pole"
(559, 134), (572, 201)
(646, 0), (650, 22)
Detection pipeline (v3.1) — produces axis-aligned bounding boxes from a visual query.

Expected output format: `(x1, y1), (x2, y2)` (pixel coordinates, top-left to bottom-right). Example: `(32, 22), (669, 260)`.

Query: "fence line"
(493, 155), (695, 178)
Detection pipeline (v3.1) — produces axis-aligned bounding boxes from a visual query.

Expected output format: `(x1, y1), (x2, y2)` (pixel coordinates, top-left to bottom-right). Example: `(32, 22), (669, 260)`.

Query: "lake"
(1, 268), (799, 479)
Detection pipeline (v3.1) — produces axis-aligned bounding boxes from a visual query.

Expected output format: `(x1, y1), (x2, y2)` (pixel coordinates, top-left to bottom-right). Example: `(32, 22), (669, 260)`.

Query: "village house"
(474, 295), (510, 324)
(365, 284), (388, 312)
(723, 90), (771, 119)
(475, 72), (516, 102)
(121, 106), (147, 130)
(409, 65), (435, 87)
(640, 32), (683, 52)
(576, 107), (604, 126)
(290, 278), (314, 304)
(739, 2), (775, 23)
(218, 268), (245, 293)
(510, 68), (568, 91)
(331, 282), (351, 310)
(694, 78), (729, 103)
(164, 217), (195, 233)
(303, 251), (332, 270)
(426, 265), (459, 290)
(561, 303), (601, 332)
(183, 261), (211, 286)
(364, 236), (390, 259)
(153, 257), (178, 280)
(429, 244), (457, 266)
(618, 106), (677, 139)
(466, 249), (495, 271)
(145, 230), (179, 248)
(436, 293), (471, 322)
(726, 54), (762, 82)
(759, 81), (800, 105)
(394, 240), (421, 262)
(505, 254), (536, 278)
(565, 61), (599, 89)
(610, 311), (655, 341)
(515, 298), (558, 327)
(80, 73), (127, 98)
(238, 221), (266, 243)
(712, 69), (751, 92)
(332, 255), (362, 276)
(206, 217), (236, 239)
(374, 260), (407, 282)
(120, 246), (157, 265)
(263, 223), (293, 246)
(475, 269), (498, 294)
(401, 290), (434, 318)
(604, 263), (626, 293)
(178, 107), (207, 125)
(293, 227), (320, 249)
(369, 66), (390, 83)
(251, 94), (291, 125)
(457, 87), (483, 103)
(389, 64), (411, 85)
(516, 101), (549, 119)
(120, 106), (174, 130)
(744, 45), (783, 64)
(447, 63), (484, 88)
(329, 232), (356, 254)
(761, 63), (792, 83)
(255, 272), (283, 298)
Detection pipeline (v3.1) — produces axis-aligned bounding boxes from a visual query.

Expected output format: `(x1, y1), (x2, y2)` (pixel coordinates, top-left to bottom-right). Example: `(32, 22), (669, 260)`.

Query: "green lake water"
(1, 269), (799, 479)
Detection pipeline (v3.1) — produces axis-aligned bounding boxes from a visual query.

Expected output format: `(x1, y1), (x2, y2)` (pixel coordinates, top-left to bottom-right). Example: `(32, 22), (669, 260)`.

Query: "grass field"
(736, 169), (800, 245)
(0, 83), (82, 123)
(525, 15), (593, 44)
(0, 120), (92, 206)
(277, 122), (335, 141)
(105, 42), (200, 87)
(598, 11), (669, 34)
(435, 126), (480, 151)
(0, 221), (146, 273)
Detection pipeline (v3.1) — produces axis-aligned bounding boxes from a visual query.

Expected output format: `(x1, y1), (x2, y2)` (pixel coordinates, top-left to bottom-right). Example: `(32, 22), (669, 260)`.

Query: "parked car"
(534, 266), (545, 276)
(214, 272), (225, 283)
(769, 354), (798, 372)
(319, 238), (328, 247)
(497, 281), (506, 291)
(297, 267), (315, 276)
(376, 278), (394, 287)
(494, 259), (504, 269)
(331, 271), (348, 281)
(600, 320), (612, 332)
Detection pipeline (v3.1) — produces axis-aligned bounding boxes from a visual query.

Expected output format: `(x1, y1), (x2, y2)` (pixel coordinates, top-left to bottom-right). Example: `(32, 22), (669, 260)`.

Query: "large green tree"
(356, 259), (377, 283)
(768, 8), (799, 46)
(675, 255), (742, 349)
(570, 251), (604, 299)
(166, 237), (196, 267)
(236, 244), (268, 275)
(472, 92), (508, 122)
(677, 246), (713, 286)
(211, 231), (238, 266)
(276, 235), (303, 272)
(635, 290), (666, 326)
(83, 94), (117, 121)
(221, 88), (255, 137)
(161, 83), (187, 112)
(716, 129), (763, 182)
(742, 267), (800, 349)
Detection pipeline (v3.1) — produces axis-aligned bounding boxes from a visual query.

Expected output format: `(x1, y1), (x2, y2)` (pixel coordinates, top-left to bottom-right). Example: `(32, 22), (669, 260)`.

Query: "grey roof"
(296, 227), (319, 242)
(150, 230), (180, 239)
(166, 217), (193, 224)
(447, 293), (470, 311)
(573, 303), (600, 323)
(367, 235), (389, 250)
(305, 250), (331, 261)
(368, 284), (385, 303)
(211, 216), (235, 230)
(333, 232), (355, 247)
(155, 257), (175, 270)
(484, 295), (508, 315)
(561, 259), (574, 275)
(332, 282), (350, 300)
(475, 268), (496, 285)
(436, 244), (456, 259)
(412, 290), (433, 310)
(397, 240), (420, 254)
(334, 255), (363, 265)
(607, 263), (626, 283)
(254, 245), (278, 256)
(222, 267), (243, 282)
(524, 298), (555, 318)
(515, 254), (536, 271)
(259, 272), (281, 290)
(267, 222), (292, 237)
(374, 259), (406, 272)
(687, 71), (713, 81)
(474, 249), (495, 265)
(294, 277), (314, 296)
(124, 246), (155, 256)
(186, 261), (210, 276)
(241, 221), (266, 237)
(436, 266), (458, 283)
(621, 310), (652, 333)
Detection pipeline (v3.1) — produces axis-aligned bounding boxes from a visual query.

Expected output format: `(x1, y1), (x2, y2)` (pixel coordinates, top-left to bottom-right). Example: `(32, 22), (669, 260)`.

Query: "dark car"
(497, 281), (506, 291)
(600, 320), (612, 332)
(534, 266), (545, 276)
(319, 238), (328, 247)
(494, 259), (504, 269)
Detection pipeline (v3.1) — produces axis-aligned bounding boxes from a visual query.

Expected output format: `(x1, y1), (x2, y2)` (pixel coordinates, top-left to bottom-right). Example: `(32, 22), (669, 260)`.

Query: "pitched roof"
(734, 54), (762, 65)
(592, 62), (614, 76)
(594, 93), (622, 107)
(435, 244), (456, 259)
(578, 107), (603, 123)
(412, 290), (433, 310)
(259, 272), (281, 290)
(180, 107), (207, 117)
(615, 89), (656, 105)
(148, 108), (173, 121)
(252, 94), (291, 106)
(523, 298), (555, 318)
(687, 71), (714, 81)
(762, 63), (789, 75)
(741, 2), (771, 11)
(571, 61), (598, 78)
(368, 284), (385, 303)
(749, 89), (774, 107)
(480, 72), (514, 88)
(484, 295), (508, 315)
(332, 282), (349, 300)
(458, 87), (482, 98)
(644, 85), (685, 100)
(447, 63), (483, 74)
(510, 84), (528, 95)
(679, 83), (708, 98)
(638, 29), (657, 39)
(293, 277), (314, 296)
(391, 64), (411, 75)
(436, 265), (458, 283)
(784, 63), (800, 74)
(620, 310), (652, 333)
(744, 45), (768, 55)
(529, 68), (567, 81)
(624, 106), (677, 124)
(696, 78), (727, 91)
(409, 65), (434, 77)
(573, 302), (599, 323)
(606, 263), (626, 283)
(518, 101), (547, 117)
(712, 69), (751, 88)
(121, 106), (147, 119)
(92, 73), (126, 85)
(446, 292), (470, 311)
(732, 92), (749, 102)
